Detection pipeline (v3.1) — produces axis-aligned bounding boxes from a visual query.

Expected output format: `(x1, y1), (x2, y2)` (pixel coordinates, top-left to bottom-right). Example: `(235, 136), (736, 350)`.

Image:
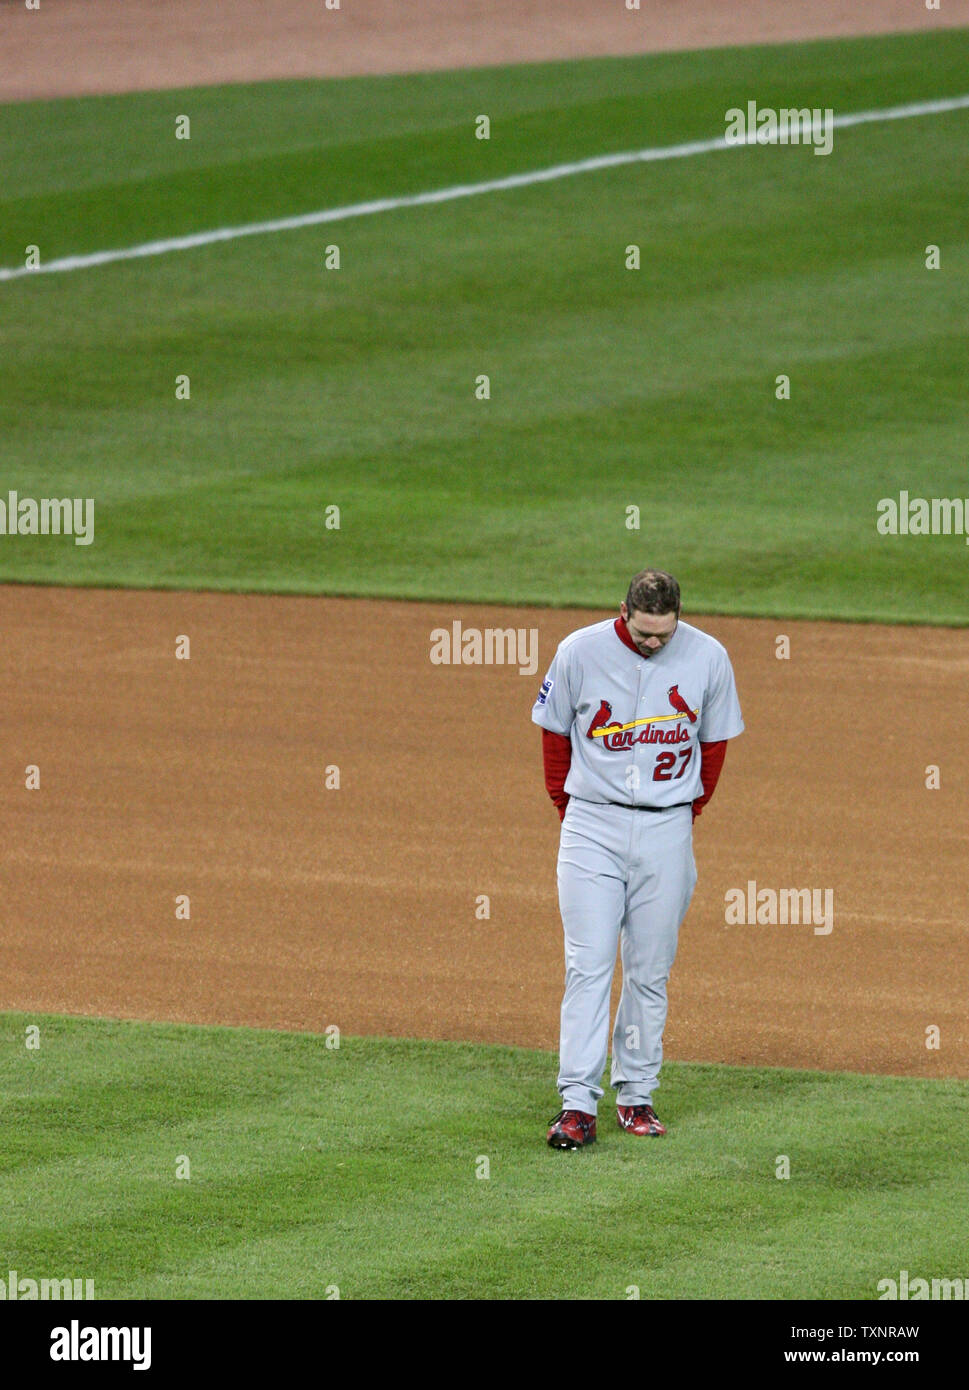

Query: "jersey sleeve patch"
(536, 676), (553, 705)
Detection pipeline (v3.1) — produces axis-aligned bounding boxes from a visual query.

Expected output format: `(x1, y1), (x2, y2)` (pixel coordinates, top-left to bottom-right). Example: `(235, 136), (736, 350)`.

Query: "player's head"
(620, 569), (680, 657)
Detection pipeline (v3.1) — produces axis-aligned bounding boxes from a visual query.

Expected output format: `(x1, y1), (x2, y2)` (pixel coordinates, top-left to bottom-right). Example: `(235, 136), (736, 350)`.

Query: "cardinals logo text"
(586, 688), (699, 753)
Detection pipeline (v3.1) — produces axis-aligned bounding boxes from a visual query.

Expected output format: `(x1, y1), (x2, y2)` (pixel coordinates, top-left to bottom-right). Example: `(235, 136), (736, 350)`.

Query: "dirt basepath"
(2, 0), (966, 103)
(1, 585), (966, 1079)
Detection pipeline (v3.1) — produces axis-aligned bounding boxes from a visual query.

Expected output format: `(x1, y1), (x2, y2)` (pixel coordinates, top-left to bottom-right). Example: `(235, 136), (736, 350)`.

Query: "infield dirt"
(3, 0), (969, 101)
(2, 584), (966, 1079)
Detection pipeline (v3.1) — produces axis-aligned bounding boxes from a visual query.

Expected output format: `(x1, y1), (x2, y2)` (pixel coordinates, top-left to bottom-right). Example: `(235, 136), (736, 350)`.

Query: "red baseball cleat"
(617, 1104), (667, 1137)
(547, 1109), (597, 1149)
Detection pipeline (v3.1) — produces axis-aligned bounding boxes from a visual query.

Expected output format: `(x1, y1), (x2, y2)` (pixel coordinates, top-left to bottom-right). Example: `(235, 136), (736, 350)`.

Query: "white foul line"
(2, 92), (968, 284)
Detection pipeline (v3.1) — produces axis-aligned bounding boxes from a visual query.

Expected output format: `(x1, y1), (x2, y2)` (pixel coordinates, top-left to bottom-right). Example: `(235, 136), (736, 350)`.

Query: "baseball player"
(532, 568), (743, 1149)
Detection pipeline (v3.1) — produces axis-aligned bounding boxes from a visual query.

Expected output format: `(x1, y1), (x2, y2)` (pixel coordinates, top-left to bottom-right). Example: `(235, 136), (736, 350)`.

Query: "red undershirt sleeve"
(692, 740), (727, 820)
(541, 729), (572, 821)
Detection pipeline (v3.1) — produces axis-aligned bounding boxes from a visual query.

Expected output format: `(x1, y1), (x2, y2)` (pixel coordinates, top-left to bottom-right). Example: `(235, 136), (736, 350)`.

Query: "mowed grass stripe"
(0, 30), (968, 619)
(2, 1013), (967, 1299)
(4, 92), (969, 282)
(3, 30), (967, 229)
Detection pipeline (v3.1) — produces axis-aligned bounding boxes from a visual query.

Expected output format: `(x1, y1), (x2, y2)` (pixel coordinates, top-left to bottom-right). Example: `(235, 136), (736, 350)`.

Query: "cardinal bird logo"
(667, 685), (697, 723)
(586, 699), (617, 739)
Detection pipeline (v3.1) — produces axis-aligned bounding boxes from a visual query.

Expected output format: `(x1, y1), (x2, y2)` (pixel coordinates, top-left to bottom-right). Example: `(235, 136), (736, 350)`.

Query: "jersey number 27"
(653, 747), (693, 781)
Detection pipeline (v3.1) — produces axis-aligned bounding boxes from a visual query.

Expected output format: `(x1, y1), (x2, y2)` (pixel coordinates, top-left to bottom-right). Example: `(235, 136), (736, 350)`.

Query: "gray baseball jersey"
(531, 617), (743, 805)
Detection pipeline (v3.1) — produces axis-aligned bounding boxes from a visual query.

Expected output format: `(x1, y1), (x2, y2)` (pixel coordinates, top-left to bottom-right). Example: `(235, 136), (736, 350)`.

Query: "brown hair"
(625, 569), (681, 616)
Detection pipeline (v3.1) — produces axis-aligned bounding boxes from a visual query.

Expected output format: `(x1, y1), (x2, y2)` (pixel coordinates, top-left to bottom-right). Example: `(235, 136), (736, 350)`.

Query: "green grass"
(1, 30), (969, 619)
(2, 1012), (968, 1300)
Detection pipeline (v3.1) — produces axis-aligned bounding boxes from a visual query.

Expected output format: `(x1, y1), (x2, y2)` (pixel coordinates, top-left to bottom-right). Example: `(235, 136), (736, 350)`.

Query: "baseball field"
(2, 1), (968, 1306)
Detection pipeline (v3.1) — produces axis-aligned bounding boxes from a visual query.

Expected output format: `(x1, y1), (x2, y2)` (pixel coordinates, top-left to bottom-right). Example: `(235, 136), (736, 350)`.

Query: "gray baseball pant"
(555, 798), (697, 1115)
